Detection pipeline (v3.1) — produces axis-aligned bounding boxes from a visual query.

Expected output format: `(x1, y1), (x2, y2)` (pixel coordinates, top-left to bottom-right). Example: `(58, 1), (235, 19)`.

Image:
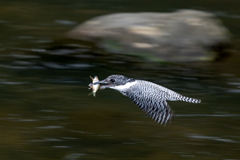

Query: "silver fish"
(88, 76), (100, 97)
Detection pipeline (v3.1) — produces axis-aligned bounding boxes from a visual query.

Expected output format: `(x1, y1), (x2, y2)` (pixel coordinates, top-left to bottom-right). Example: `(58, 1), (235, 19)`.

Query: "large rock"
(67, 10), (230, 62)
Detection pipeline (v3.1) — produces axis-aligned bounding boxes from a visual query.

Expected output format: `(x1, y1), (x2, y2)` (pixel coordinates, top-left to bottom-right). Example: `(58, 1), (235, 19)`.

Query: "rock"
(66, 10), (230, 62)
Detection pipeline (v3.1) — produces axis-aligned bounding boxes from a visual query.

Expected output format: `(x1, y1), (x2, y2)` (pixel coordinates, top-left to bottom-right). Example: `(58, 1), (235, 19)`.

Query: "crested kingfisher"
(92, 75), (201, 125)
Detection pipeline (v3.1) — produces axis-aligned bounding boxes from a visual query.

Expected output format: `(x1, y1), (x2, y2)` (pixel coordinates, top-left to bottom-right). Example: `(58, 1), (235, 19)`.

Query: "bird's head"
(93, 75), (135, 91)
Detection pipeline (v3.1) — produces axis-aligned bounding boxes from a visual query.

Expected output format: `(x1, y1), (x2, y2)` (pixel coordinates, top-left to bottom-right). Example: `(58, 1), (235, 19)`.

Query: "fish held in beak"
(88, 76), (100, 97)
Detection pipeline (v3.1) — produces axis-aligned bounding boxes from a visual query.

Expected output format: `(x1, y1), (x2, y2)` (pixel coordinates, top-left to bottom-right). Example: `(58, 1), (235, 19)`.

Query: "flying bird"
(92, 75), (201, 125)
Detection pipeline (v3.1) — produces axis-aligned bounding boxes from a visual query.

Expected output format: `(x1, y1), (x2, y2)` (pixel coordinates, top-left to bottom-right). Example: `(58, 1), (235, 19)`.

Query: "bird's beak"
(93, 80), (108, 85)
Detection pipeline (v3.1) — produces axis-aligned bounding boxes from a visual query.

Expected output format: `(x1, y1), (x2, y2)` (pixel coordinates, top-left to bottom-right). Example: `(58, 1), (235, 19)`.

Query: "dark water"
(0, 1), (240, 160)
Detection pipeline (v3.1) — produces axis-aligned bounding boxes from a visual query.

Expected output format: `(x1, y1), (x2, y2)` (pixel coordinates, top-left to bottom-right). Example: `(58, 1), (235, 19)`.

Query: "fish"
(88, 76), (100, 97)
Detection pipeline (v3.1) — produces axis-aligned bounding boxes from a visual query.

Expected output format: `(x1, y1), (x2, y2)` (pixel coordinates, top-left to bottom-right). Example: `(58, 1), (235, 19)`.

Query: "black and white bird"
(92, 75), (201, 125)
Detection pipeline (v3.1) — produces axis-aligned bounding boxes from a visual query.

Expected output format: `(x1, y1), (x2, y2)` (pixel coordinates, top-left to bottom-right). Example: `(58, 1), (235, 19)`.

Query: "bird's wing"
(126, 89), (173, 125)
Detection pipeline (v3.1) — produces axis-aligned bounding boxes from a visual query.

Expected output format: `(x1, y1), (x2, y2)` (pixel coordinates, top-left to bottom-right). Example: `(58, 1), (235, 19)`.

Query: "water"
(0, 0), (240, 160)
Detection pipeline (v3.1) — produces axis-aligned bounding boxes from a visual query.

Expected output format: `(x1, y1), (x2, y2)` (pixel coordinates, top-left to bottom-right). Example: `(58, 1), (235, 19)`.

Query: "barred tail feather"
(179, 96), (201, 103)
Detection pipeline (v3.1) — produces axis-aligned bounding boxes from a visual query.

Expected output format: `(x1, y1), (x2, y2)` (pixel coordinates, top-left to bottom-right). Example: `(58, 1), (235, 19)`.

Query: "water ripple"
(36, 126), (64, 129)
(175, 114), (240, 117)
(187, 133), (238, 143)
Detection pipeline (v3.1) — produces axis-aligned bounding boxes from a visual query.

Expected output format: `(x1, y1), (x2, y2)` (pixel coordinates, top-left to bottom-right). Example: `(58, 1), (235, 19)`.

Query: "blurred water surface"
(0, 0), (240, 160)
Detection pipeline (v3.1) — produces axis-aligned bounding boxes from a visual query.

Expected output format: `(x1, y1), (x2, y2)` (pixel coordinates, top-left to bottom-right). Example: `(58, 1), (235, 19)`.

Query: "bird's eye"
(110, 79), (115, 82)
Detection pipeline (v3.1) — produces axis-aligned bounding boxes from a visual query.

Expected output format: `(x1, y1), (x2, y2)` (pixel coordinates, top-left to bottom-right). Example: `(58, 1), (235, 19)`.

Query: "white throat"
(109, 81), (137, 92)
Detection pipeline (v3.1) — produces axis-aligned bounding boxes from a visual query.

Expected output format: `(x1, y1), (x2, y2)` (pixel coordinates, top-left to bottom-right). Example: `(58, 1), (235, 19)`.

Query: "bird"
(92, 75), (201, 125)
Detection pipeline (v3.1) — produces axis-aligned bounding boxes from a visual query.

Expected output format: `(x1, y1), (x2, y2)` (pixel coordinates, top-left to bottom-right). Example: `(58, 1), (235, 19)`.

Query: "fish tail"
(88, 92), (93, 96)
(88, 92), (97, 97)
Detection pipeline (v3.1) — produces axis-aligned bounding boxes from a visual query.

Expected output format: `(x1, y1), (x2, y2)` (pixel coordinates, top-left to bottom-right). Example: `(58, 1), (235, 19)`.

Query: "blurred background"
(0, 0), (240, 160)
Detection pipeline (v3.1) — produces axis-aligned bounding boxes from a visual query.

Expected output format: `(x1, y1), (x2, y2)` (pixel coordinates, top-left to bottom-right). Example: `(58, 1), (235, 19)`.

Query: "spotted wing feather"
(129, 95), (173, 124)
(125, 81), (173, 124)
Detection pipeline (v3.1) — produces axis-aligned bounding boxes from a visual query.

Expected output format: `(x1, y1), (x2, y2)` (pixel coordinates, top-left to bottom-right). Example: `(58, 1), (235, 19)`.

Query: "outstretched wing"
(126, 90), (173, 125)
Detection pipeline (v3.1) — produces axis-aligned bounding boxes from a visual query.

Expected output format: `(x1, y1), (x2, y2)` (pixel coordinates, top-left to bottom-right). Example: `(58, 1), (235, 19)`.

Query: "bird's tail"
(179, 96), (201, 103)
